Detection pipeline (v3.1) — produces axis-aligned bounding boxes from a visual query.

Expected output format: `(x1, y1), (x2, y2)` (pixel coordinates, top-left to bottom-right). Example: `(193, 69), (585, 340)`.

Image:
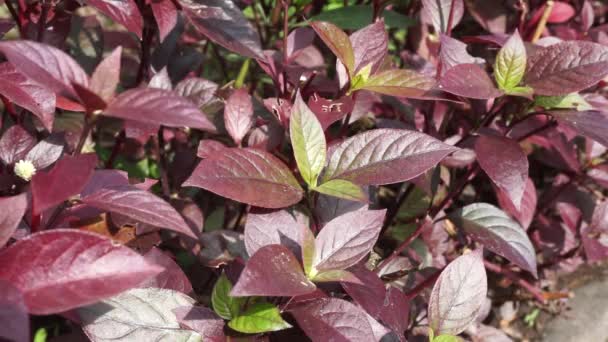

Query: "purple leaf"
(475, 135), (528, 209)
(421, 0), (465, 33)
(174, 77), (218, 107)
(0, 280), (28, 342)
(439, 35), (485, 74)
(0, 40), (89, 100)
(428, 250), (487, 335)
(525, 41), (608, 96)
(79, 288), (200, 341)
(81, 185), (198, 239)
(549, 110), (608, 147)
(184, 147), (304, 208)
(89, 46), (122, 102)
(307, 93), (355, 130)
(197, 139), (227, 159)
(0, 229), (162, 314)
(286, 27), (315, 58)
(150, 0), (178, 43)
(31, 153), (98, 215)
(140, 247), (193, 294)
(25, 134), (64, 169)
(449, 203), (538, 277)
(244, 209), (307, 257)
(231, 245), (316, 297)
(380, 286), (410, 335)
(313, 209), (386, 272)
(0, 125), (36, 165)
(0, 194), (27, 247)
(581, 200), (608, 263)
(341, 264), (387, 318)
(323, 129), (457, 186)
(350, 20), (388, 74)
(439, 63), (503, 99)
(290, 298), (390, 342)
(172, 306), (225, 342)
(316, 189), (368, 226)
(180, 0), (264, 59)
(104, 88), (217, 131)
(85, 0), (143, 39)
(496, 177), (537, 230)
(224, 88), (254, 145)
(0, 62), (55, 131)
(311, 21), (355, 75)
(149, 68), (173, 90)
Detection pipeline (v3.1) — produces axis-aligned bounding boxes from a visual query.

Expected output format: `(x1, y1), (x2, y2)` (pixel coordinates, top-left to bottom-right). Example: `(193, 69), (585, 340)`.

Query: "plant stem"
(375, 217), (431, 272)
(483, 259), (546, 303)
(105, 129), (126, 168)
(74, 113), (94, 154)
(380, 183), (414, 236)
(404, 269), (442, 299)
(37, 0), (50, 42)
(445, 0), (457, 36)
(531, 0), (554, 43)
(430, 164), (480, 217)
(5, 0), (24, 37)
(155, 126), (171, 198)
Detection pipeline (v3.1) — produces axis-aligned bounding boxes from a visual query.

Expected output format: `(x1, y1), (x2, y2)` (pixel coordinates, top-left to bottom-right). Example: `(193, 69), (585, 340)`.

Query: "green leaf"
(505, 86), (534, 98)
(228, 302), (292, 334)
(301, 224), (316, 278)
(494, 30), (526, 91)
(33, 328), (48, 342)
(311, 21), (356, 76)
(211, 272), (243, 320)
(534, 93), (592, 111)
(290, 92), (327, 187)
(309, 5), (416, 30)
(433, 334), (462, 342)
(352, 69), (435, 98)
(312, 179), (367, 202)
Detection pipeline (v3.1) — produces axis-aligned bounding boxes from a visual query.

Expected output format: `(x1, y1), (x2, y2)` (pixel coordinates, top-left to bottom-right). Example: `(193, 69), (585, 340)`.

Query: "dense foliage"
(0, 0), (608, 341)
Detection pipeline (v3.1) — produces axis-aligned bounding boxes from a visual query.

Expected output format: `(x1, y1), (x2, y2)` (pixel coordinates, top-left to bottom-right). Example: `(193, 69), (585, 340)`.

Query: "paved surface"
(542, 271), (608, 342)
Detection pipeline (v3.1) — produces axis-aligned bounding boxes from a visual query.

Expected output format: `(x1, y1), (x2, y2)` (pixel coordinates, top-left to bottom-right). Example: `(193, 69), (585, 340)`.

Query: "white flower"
(14, 160), (36, 181)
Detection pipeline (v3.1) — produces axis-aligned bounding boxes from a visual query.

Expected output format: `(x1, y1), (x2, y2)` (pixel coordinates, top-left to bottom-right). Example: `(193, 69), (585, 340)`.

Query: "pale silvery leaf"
(79, 288), (202, 342)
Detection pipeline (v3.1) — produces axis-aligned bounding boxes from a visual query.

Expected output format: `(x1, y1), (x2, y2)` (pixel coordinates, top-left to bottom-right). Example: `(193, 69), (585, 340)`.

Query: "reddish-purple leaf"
(231, 244), (316, 297)
(174, 77), (218, 107)
(323, 129), (457, 186)
(428, 250), (487, 335)
(439, 35), (485, 74)
(307, 93), (355, 130)
(313, 209), (386, 271)
(449, 203), (538, 277)
(0, 40), (89, 99)
(311, 21), (355, 75)
(224, 88), (254, 145)
(172, 306), (225, 342)
(286, 27), (315, 58)
(421, 0), (465, 33)
(475, 135), (528, 209)
(85, 0), (143, 39)
(140, 247), (193, 294)
(0, 280), (28, 342)
(81, 169), (130, 197)
(31, 154), (98, 215)
(581, 200), (608, 263)
(0, 125), (36, 165)
(380, 286), (410, 335)
(496, 177), (537, 230)
(525, 41), (608, 96)
(546, 1), (576, 23)
(439, 63), (503, 99)
(104, 88), (217, 131)
(0, 194), (27, 247)
(81, 185), (197, 239)
(350, 20), (388, 74)
(149, 68), (173, 90)
(25, 134), (64, 170)
(0, 63), (55, 130)
(341, 264), (387, 318)
(244, 209), (307, 258)
(316, 189), (368, 226)
(290, 298), (390, 342)
(89, 46), (122, 102)
(150, 0), (178, 42)
(197, 139), (227, 159)
(184, 148), (304, 208)
(549, 110), (608, 147)
(0, 229), (162, 314)
(180, 0), (264, 59)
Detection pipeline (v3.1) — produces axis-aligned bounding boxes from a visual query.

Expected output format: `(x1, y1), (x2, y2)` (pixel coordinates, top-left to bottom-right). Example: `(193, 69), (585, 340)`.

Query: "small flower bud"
(14, 160), (36, 181)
